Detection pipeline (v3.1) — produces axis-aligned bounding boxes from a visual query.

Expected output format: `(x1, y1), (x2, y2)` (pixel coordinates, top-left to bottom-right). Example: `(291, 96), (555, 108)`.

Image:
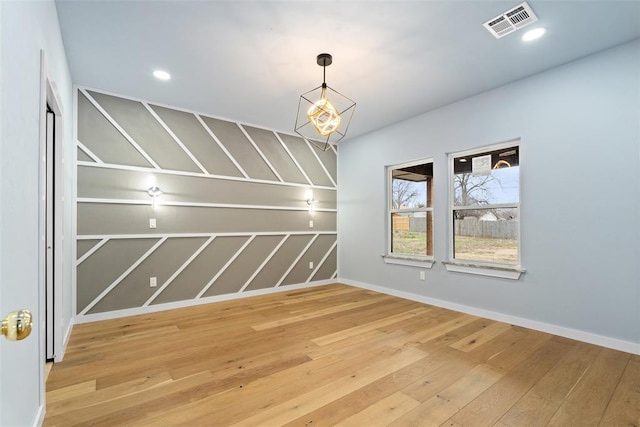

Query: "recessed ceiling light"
(522, 27), (546, 42)
(153, 70), (171, 80)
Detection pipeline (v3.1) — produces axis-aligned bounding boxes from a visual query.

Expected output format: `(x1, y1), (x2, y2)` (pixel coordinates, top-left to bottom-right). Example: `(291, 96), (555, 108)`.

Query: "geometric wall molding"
(75, 87), (338, 318)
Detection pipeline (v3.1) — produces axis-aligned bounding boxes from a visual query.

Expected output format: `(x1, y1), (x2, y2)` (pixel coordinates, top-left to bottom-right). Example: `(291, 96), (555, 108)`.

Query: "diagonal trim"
(195, 114), (249, 179)
(306, 240), (337, 282)
(143, 235), (216, 306)
(144, 103), (209, 174)
(273, 132), (314, 185)
(195, 235), (256, 298)
(77, 141), (104, 164)
(239, 234), (290, 293)
(237, 123), (284, 182)
(77, 161), (337, 191)
(275, 234), (319, 287)
(79, 237), (167, 315)
(304, 138), (337, 187)
(80, 88), (160, 169)
(76, 238), (109, 265)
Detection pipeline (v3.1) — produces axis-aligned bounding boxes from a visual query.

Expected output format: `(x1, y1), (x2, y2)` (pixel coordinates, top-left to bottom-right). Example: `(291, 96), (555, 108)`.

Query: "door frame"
(38, 50), (65, 370)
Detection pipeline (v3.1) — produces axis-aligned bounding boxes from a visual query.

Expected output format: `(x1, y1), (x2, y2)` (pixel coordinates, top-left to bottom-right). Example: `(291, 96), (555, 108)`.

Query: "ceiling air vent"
(483, 2), (538, 39)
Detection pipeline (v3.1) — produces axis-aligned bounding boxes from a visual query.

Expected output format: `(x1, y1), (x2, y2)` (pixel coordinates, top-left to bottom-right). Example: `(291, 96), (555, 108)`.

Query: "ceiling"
(55, 0), (640, 141)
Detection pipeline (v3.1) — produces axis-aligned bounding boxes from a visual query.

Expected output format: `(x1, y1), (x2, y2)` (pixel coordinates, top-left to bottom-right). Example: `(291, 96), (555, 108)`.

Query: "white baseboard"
(340, 278), (640, 355)
(32, 404), (45, 427)
(73, 280), (334, 324)
(54, 319), (74, 362)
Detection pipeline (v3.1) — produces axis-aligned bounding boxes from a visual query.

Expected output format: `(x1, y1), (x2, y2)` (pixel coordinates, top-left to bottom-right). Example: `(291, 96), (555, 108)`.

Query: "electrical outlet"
(149, 218), (157, 229)
(309, 220), (314, 228)
(419, 271), (426, 281)
(150, 277), (157, 287)
(309, 261), (314, 269)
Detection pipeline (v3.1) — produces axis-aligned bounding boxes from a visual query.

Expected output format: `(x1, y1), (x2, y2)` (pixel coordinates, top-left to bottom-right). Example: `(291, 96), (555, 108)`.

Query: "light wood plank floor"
(44, 284), (639, 426)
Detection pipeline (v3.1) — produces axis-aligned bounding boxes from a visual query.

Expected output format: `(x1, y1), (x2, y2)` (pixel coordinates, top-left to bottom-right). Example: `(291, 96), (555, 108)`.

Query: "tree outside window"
(388, 160), (433, 258)
(450, 143), (520, 266)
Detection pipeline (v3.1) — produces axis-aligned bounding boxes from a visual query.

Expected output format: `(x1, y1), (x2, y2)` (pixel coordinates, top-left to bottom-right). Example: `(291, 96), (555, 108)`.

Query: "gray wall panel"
(201, 116), (278, 181)
(243, 235), (313, 292)
(243, 126), (307, 184)
(149, 105), (244, 177)
(281, 234), (337, 286)
(76, 88), (337, 317)
(77, 239), (102, 259)
(201, 235), (284, 297)
(77, 147), (94, 162)
(314, 146), (338, 184)
(78, 92), (151, 167)
(88, 91), (201, 173)
(151, 236), (250, 305)
(77, 238), (160, 313)
(77, 203), (337, 235)
(278, 133), (334, 187)
(87, 237), (208, 314)
(77, 166), (336, 208)
(312, 246), (337, 281)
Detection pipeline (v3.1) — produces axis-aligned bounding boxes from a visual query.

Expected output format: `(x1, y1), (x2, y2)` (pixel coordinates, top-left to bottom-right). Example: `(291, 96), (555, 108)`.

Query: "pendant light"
(295, 53), (356, 151)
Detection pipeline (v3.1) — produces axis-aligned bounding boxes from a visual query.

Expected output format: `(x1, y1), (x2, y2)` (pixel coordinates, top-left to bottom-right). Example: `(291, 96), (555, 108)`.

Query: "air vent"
(483, 2), (538, 39)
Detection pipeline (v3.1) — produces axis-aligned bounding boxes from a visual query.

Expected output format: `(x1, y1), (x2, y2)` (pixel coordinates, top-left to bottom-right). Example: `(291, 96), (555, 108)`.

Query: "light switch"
(309, 220), (314, 228)
(309, 261), (314, 269)
(149, 218), (157, 229)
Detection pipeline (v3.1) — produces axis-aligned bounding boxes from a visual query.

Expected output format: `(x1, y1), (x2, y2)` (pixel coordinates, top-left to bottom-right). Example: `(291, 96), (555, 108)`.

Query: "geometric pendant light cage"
(294, 53), (356, 151)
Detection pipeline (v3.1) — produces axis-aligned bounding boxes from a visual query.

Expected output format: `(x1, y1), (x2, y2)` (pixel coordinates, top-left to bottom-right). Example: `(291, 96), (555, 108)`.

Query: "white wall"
(0, 0), (73, 425)
(338, 39), (640, 351)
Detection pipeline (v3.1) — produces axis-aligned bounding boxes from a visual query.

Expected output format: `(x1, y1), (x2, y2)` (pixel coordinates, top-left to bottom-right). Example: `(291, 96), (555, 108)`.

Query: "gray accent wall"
(76, 88), (337, 317)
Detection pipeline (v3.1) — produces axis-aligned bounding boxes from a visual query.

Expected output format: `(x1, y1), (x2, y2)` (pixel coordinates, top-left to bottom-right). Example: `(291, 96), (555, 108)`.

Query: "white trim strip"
(331, 270), (338, 279)
(79, 237), (167, 315)
(79, 88), (160, 169)
(144, 102), (209, 174)
(76, 161), (337, 191)
(76, 141), (103, 164)
(195, 235), (256, 298)
(77, 197), (337, 212)
(195, 114), (249, 179)
(276, 234), (319, 287)
(237, 123), (284, 182)
(144, 236), (216, 306)
(306, 240), (337, 282)
(239, 234), (290, 293)
(76, 238), (109, 265)
(77, 231), (337, 240)
(274, 131), (314, 186)
(304, 138), (337, 187)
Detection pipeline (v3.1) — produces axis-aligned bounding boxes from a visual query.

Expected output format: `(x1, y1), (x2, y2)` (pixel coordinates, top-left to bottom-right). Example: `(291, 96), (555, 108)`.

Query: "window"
(387, 159), (434, 262)
(449, 142), (520, 268)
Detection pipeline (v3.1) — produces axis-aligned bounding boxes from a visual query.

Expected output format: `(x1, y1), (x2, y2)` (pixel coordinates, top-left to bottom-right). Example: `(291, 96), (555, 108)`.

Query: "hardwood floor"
(44, 284), (639, 426)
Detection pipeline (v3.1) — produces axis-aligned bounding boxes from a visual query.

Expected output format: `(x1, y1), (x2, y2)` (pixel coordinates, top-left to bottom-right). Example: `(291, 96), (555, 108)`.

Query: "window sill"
(442, 261), (525, 280)
(382, 255), (435, 269)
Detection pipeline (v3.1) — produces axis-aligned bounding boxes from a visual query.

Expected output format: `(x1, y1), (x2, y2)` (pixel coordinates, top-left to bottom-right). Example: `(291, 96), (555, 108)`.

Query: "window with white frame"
(449, 142), (520, 266)
(387, 159), (434, 259)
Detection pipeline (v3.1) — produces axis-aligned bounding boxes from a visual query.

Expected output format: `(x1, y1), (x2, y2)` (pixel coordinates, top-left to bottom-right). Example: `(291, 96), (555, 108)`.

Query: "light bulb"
(307, 88), (341, 136)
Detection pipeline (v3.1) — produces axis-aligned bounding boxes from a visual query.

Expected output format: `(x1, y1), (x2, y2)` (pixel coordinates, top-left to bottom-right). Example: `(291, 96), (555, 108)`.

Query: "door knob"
(1, 309), (32, 341)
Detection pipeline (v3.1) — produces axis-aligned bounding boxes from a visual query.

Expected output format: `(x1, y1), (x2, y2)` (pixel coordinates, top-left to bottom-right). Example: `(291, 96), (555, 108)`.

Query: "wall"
(338, 39), (640, 351)
(75, 88), (337, 320)
(0, 0), (74, 425)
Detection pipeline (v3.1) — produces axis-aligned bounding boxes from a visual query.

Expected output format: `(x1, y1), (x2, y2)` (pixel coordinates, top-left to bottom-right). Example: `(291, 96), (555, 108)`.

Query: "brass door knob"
(1, 309), (33, 341)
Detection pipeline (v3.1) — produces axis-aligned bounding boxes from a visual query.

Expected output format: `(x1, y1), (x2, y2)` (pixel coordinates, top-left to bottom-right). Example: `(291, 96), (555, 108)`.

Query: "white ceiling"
(55, 0), (640, 140)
